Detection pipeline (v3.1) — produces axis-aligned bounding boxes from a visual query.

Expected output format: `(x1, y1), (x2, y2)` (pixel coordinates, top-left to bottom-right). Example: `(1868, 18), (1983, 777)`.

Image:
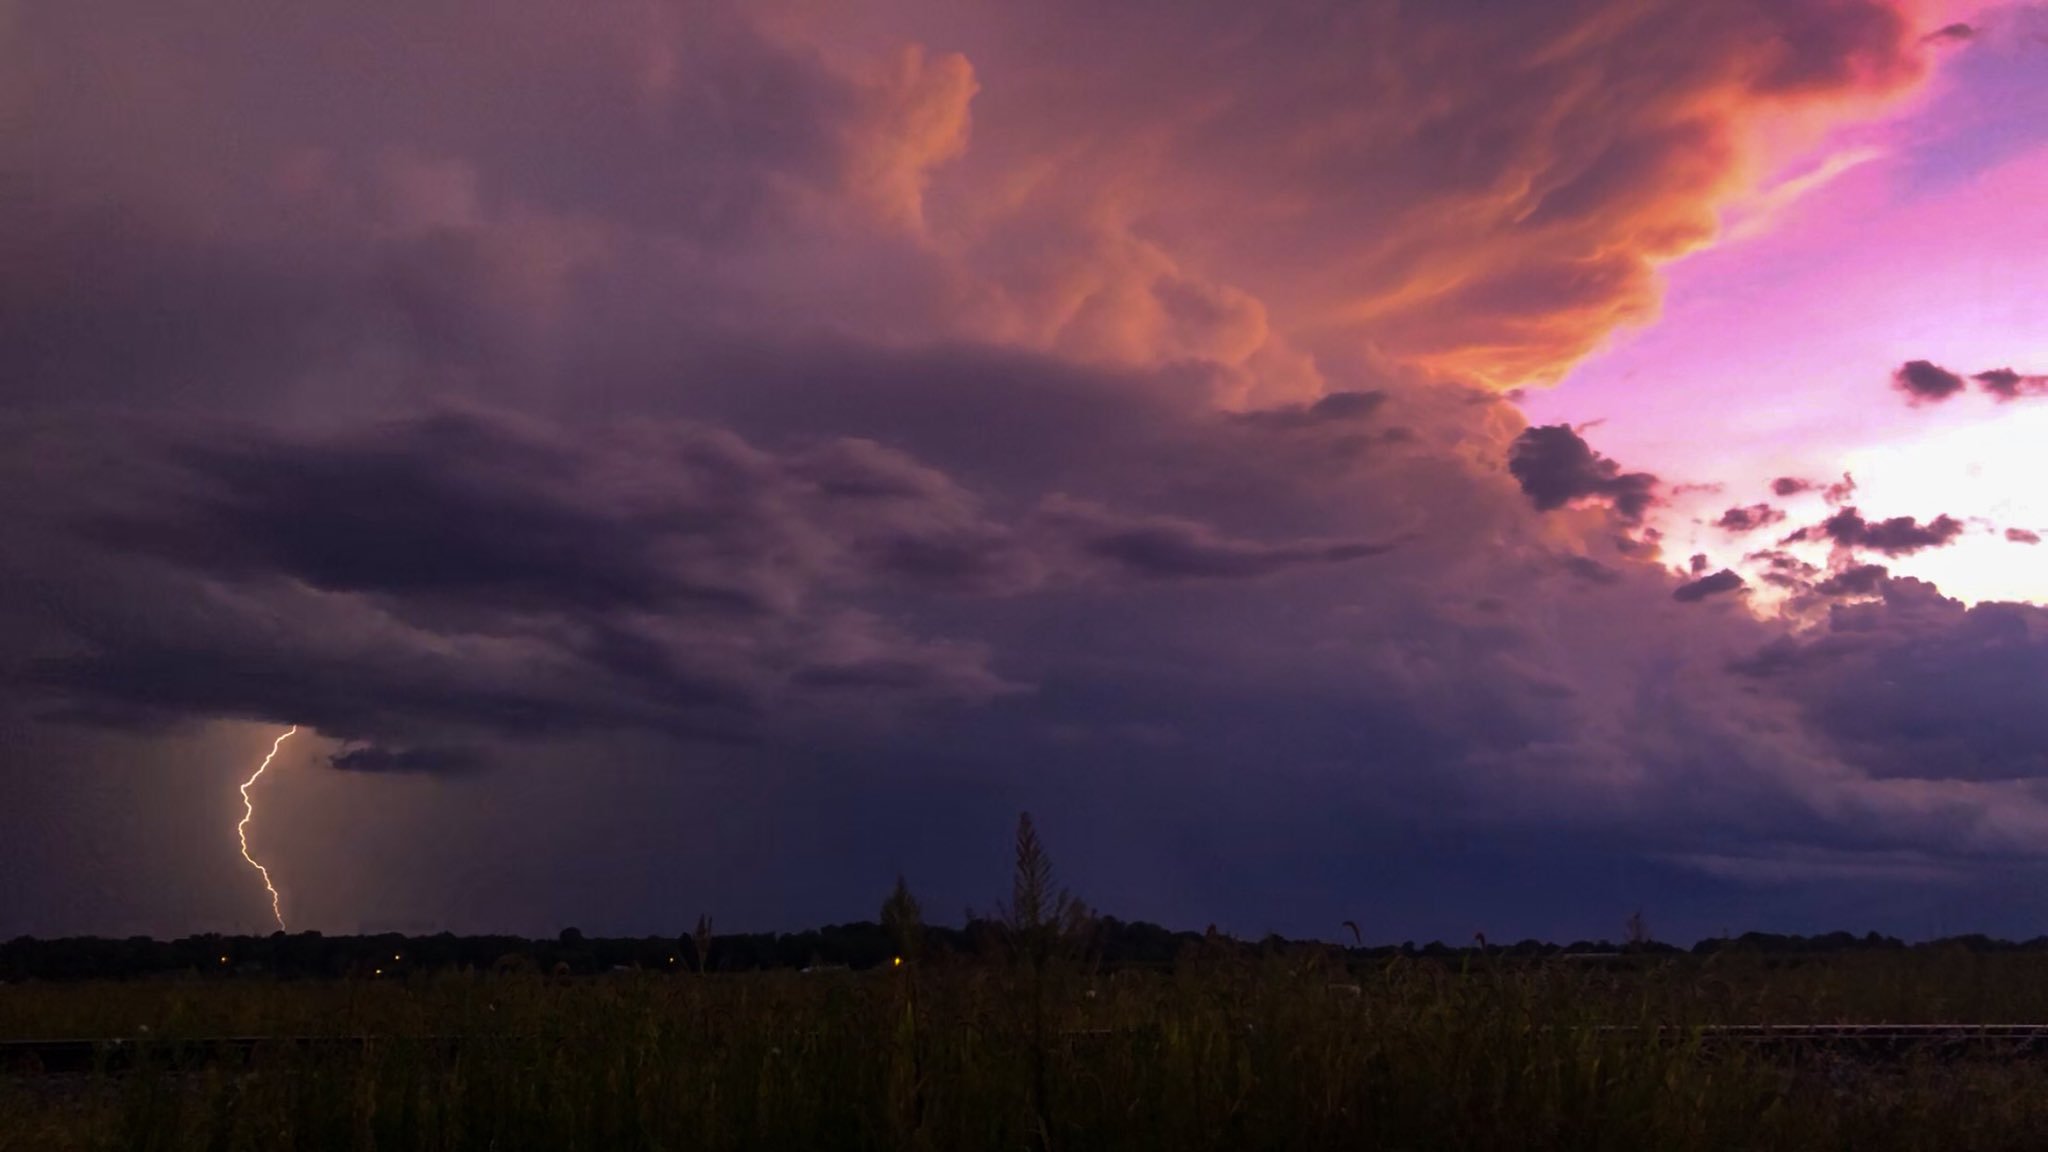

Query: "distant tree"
(996, 812), (1091, 972)
(881, 875), (924, 963)
(692, 914), (714, 974)
(993, 812), (1091, 1150)
(558, 926), (585, 947)
(1625, 910), (1650, 948)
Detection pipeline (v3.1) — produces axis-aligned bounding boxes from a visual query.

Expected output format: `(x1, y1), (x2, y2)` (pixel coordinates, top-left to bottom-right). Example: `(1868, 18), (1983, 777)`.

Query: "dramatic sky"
(4, 0), (2045, 944)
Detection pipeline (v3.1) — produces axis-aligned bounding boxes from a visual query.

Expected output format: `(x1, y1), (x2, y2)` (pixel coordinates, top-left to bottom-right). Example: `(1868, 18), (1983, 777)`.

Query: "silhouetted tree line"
(7, 816), (2043, 983)
(9, 924), (2048, 983)
(0, 915), (1145, 983)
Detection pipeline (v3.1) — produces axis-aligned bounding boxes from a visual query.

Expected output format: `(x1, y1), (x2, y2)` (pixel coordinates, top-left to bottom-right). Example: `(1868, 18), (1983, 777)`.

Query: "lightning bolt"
(237, 725), (299, 932)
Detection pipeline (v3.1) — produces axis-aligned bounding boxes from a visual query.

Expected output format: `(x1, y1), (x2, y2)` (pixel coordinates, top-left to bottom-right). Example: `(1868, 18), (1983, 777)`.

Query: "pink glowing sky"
(1523, 4), (2048, 604)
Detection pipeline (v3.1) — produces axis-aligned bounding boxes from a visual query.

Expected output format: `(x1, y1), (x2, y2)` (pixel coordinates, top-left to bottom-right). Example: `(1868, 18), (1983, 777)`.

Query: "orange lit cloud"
(799, 0), (1945, 393)
(3, 0), (1943, 410)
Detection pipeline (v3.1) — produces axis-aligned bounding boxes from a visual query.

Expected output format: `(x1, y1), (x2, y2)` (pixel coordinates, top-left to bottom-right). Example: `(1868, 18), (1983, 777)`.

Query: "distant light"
(393, 954), (401, 961)
(374, 968), (383, 976)
(892, 956), (903, 967)
(220, 955), (229, 964)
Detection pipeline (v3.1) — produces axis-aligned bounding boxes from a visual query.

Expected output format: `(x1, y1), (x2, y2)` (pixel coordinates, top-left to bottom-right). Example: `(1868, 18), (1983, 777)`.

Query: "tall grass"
(11, 950), (2048, 1151)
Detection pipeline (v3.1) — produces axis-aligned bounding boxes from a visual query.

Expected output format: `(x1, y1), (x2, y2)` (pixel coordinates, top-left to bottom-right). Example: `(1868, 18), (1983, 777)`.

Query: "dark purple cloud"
(1782, 507), (1965, 556)
(1746, 549), (1823, 589)
(1974, 368), (2048, 401)
(85, 415), (769, 615)
(1887, 362), (2046, 405)
(1038, 497), (1406, 581)
(1772, 477), (1816, 497)
(1561, 555), (1623, 585)
(1734, 581), (2048, 782)
(1229, 390), (1388, 431)
(1815, 563), (1890, 597)
(1717, 503), (1787, 532)
(1673, 569), (1745, 602)
(13, 408), (1038, 745)
(1507, 425), (1659, 523)
(15, 391), (1456, 754)
(2007, 528), (2042, 545)
(1893, 359), (1966, 403)
(329, 745), (485, 774)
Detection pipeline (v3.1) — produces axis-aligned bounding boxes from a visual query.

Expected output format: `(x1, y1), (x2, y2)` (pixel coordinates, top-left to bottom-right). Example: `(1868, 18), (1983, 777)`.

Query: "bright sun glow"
(1838, 406), (2048, 605)
(1653, 403), (2048, 611)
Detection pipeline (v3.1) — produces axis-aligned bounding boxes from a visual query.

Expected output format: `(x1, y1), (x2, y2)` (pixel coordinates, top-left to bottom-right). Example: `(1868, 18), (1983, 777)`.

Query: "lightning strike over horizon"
(237, 726), (299, 932)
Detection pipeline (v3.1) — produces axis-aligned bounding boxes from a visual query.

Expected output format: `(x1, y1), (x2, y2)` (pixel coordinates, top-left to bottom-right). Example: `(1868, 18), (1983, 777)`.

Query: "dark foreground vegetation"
(10, 819), (2048, 1150)
(17, 951), (2048, 1151)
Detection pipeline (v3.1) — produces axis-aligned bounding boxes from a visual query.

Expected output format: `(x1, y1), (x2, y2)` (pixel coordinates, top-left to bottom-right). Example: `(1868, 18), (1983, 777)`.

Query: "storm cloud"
(7, 0), (2035, 943)
(1735, 581), (2048, 783)
(1507, 425), (1659, 523)
(1717, 504), (1788, 533)
(1782, 508), (1966, 556)
(1673, 569), (1746, 603)
(329, 745), (487, 775)
(1975, 368), (2048, 401)
(1890, 362), (2047, 404)
(1815, 563), (1891, 597)
(1893, 360), (1967, 403)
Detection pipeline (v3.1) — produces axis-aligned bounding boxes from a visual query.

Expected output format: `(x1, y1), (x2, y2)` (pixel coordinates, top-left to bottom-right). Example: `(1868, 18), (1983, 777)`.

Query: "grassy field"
(11, 947), (2048, 1151)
